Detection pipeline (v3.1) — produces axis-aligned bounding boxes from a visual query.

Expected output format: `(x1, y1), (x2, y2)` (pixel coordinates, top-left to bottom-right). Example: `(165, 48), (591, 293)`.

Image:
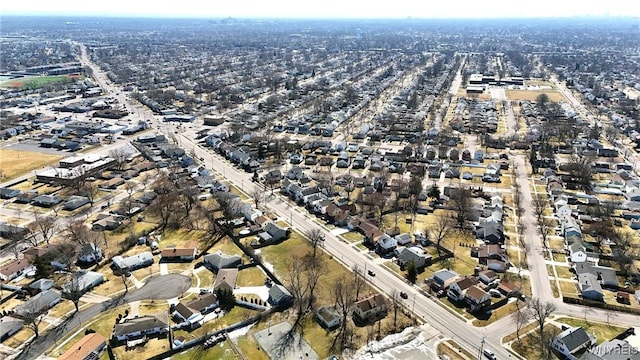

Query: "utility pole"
(478, 336), (485, 360)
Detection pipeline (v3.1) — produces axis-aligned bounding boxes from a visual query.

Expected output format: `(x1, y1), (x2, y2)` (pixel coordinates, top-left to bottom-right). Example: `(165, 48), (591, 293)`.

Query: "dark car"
(367, 270), (376, 277)
(400, 291), (408, 299)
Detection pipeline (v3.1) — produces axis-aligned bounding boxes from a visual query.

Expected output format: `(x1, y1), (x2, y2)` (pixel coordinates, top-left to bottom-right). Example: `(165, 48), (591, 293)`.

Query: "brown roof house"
(447, 277), (479, 302)
(212, 268), (238, 292)
(464, 285), (491, 313)
(58, 333), (107, 360)
(172, 293), (219, 326)
(353, 293), (387, 324)
(161, 241), (198, 262)
(0, 258), (35, 281)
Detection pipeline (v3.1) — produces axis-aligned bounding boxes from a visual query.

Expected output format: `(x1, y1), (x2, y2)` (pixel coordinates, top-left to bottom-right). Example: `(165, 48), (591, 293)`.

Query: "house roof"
(203, 252), (242, 271)
(112, 252), (154, 270)
(269, 284), (293, 304)
(15, 289), (61, 316)
(452, 277), (478, 291)
(556, 326), (593, 353)
(161, 242), (197, 258)
(355, 293), (386, 312)
(58, 333), (106, 360)
(0, 258), (33, 277)
(186, 293), (218, 312)
(213, 268), (238, 291)
(0, 316), (23, 338)
(433, 269), (459, 283)
(465, 285), (488, 302)
(113, 313), (168, 337)
(579, 273), (603, 296)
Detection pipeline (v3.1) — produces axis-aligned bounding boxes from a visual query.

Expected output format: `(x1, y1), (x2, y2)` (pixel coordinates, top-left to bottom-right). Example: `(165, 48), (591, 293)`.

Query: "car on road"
(367, 270), (376, 277)
(483, 349), (496, 360)
(399, 291), (408, 299)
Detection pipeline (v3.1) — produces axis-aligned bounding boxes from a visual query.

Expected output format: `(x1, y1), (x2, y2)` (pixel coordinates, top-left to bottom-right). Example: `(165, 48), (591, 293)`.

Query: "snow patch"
(227, 323), (255, 339)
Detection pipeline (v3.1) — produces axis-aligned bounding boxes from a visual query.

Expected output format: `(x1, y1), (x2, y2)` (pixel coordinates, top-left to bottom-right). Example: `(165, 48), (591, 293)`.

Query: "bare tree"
(251, 186), (264, 209)
(109, 148), (128, 171)
(28, 213), (58, 246)
(540, 217), (554, 250)
(80, 182), (99, 206)
(450, 186), (472, 229)
(513, 300), (531, 343)
(214, 192), (241, 236)
(63, 273), (84, 314)
(274, 256), (310, 357)
(532, 195), (548, 224)
(329, 275), (356, 353)
(567, 154), (594, 192)
(20, 300), (46, 338)
(306, 228), (325, 259)
(429, 214), (453, 259)
(352, 264), (365, 301)
(304, 255), (326, 310)
(527, 298), (556, 359)
(63, 219), (103, 264)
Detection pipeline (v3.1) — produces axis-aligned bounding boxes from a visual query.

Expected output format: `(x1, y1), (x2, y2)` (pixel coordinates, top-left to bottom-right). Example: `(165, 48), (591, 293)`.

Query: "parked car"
(367, 270), (376, 277)
(400, 291), (408, 299)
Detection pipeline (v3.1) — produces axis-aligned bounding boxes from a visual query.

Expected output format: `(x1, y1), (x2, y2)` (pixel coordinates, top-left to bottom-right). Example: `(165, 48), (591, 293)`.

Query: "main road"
(75, 44), (639, 360)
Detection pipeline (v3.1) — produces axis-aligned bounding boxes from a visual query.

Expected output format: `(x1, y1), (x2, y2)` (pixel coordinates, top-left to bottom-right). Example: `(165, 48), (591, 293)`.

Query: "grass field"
(556, 318), (625, 344)
(505, 90), (566, 102)
(0, 149), (63, 182)
(0, 75), (81, 89)
(512, 324), (561, 359)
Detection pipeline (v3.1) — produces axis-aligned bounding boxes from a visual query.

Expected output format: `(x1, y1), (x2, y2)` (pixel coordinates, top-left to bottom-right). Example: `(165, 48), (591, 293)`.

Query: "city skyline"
(2, 0), (639, 19)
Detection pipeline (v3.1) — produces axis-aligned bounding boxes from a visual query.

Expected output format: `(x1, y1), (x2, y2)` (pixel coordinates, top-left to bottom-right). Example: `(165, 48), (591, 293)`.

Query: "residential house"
(575, 263), (619, 288)
(0, 316), (24, 342)
(268, 284), (293, 308)
(257, 223), (289, 244)
(32, 194), (62, 207)
(486, 259), (509, 272)
(173, 293), (219, 325)
(497, 278), (521, 297)
(578, 273), (604, 302)
(316, 307), (341, 329)
(396, 246), (431, 268)
(0, 188), (20, 199)
(63, 196), (90, 211)
(475, 222), (504, 244)
(28, 278), (54, 294)
(550, 326), (596, 360)
(112, 313), (169, 342)
(203, 252), (242, 272)
(58, 333), (107, 360)
(161, 241), (198, 262)
(212, 268), (238, 292)
(447, 277), (479, 302)
(394, 233), (412, 246)
(77, 243), (103, 264)
(464, 285), (491, 312)
(62, 271), (104, 295)
(15, 289), (61, 317)
(23, 244), (69, 270)
(473, 244), (509, 272)
(353, 293), (387, 323)
(432, 269), (460, 290)
(0, 259), (35, 281)
(376, 234), (397, 254)
(91, 214), (121, 231)
(111, 252), (154, 275)
(477, 270), (498, 285)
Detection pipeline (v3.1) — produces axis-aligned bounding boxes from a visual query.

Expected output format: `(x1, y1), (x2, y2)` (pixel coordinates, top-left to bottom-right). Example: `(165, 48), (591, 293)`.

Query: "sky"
(1, 0), (639, 19)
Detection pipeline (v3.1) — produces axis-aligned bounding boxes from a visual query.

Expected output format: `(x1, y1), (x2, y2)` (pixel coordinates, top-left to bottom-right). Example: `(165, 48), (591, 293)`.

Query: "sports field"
(0, 149), (63, 182)
(0, 74), (82, 90)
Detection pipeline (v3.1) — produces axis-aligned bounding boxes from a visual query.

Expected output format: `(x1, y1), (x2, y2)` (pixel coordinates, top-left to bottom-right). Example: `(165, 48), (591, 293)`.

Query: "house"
(0, 259), (35, 281)
(161, 241), (198, 262)
(497, 278), (521, 297)
(353, 293), (387, 323)
(23, 244), (69, 270)
(568, 242), (588, 263)
(32, 194), (62, 207)
(575, 263), (619, 288)
(396, 246), (431, 268)
(15, 289), (61, 317)
(432, 269), (460, 290)
(111, 252), (154, 274)
(203, 252), (242, 272)
(257, 223), (289, 244)
(464, 285), (491, 312)
(475, 222), (504, 244)
(478, 270), (498, 285)
(212, 268), (238, 292)
(394, 233), (412, 246)
(173, 293), (219, 325)
(91, 215), (121, 231)
(77, 243), (103, 264)
(376, 234), (397, 254)
(268, 284), (293, 308)
(28, 278), (54, 294)
(578, 273), (604, 302)
(487, 259), (509, 273)
(62, 271), (104, 295)
(58, 333), (107, 360)
(550, 326), (595, 360)
(316, 307), (341, 329)
(0, 188), (20, 199)
(447, 277), (479, 302)
(0, 316), (24, 342)
(63, 196), (90, 211)
(99, 177), (124, 190)
(112, 313), (169, 342)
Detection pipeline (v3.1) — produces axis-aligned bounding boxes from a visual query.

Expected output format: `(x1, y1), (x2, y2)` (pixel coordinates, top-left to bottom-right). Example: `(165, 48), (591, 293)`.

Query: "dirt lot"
(0, 148), (62, 182)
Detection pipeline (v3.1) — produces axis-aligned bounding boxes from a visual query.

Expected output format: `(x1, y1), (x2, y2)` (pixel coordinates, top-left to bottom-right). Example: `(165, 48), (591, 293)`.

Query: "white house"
(15, 289), (61, 317)
(447, 277), (478, 302)
(0, 316), (23, 342)
(112, 252), (154, 274)
(353, 293), (387, 323)
(112, 313), (169, 342)
(78, 243), (103, 264)
(550, 326), (595, 360)
(396, 246), (431, 268)
(172, 293), (218, 326)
